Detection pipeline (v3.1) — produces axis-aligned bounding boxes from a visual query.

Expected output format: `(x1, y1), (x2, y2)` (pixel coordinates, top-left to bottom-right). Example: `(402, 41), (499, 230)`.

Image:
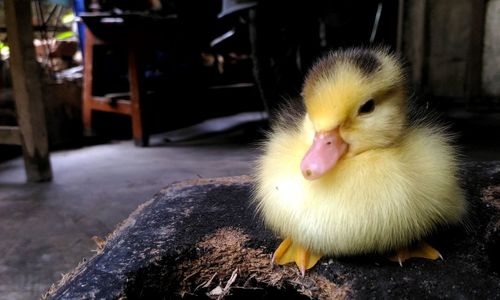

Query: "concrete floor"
(0, 131), (259, 300)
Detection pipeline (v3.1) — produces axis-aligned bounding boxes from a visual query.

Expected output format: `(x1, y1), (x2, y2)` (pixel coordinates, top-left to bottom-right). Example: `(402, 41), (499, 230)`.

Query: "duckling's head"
(301, 47), (407, 180)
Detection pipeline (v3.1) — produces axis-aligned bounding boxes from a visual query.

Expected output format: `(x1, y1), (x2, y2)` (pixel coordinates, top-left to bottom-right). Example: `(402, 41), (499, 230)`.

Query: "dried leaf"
(91, 236), (106, 252)
(196, 272), (217, 291)
(223, 269), (238, 292)
(217, 268), (238, 299)
(208, 286), (223, 297)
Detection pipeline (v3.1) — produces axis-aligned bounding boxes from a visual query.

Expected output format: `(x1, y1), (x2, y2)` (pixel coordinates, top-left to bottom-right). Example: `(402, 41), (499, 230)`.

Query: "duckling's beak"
(301, 128), (347, 180)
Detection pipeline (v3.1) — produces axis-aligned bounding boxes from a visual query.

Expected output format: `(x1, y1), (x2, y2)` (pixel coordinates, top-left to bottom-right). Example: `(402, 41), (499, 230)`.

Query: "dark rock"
(45, 163), (500, 299)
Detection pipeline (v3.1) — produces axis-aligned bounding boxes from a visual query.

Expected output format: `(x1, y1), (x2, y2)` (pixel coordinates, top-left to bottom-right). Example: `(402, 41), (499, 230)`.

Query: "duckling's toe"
(272, 238), (322, 276)
(389, 241), (443, 266)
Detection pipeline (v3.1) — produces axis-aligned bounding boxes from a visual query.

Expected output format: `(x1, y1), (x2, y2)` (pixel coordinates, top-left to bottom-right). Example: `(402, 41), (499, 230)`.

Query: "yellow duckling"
(254, 47), (466, 275)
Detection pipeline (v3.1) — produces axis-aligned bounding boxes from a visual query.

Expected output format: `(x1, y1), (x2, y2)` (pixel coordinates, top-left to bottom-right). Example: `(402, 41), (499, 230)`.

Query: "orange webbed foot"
(389, 241), (443, 266)
(272, 238), (322, 276)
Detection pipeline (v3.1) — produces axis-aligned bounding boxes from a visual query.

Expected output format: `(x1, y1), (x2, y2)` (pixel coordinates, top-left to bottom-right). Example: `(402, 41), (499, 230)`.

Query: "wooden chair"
(82, 29), (149, 146)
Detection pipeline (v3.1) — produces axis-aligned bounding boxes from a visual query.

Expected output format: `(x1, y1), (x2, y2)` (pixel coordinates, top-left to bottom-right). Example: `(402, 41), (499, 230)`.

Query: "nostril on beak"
(326, 141), (332, 145)
(305, 169), (312, 177)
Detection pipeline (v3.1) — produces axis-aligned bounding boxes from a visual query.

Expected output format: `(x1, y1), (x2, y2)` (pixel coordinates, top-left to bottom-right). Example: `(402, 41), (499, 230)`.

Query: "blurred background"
(0, 0), (499, 153)
(0, 0), (499, 298)
(0, 0), (498, 152)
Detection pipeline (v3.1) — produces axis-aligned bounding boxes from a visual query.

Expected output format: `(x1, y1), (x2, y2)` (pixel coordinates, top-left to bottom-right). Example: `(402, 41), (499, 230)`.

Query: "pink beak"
(300, 128), (348, 180)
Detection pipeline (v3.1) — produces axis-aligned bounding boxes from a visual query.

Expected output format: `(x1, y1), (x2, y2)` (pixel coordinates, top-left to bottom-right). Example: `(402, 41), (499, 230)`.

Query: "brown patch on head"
(303, 48), (382, 100)
(349, 49), (381, 76)
(176, 227), (350, 299)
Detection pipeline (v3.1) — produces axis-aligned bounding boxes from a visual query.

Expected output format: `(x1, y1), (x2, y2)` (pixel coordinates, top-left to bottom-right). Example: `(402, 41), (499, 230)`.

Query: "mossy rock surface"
(45, 162), (500, 299)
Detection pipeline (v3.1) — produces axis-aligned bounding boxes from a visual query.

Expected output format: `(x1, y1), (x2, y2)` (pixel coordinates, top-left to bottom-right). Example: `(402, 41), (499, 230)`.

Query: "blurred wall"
(403, 0), (500, 104)
(483, 0), (500, 97)
(426, 0), (472, 99)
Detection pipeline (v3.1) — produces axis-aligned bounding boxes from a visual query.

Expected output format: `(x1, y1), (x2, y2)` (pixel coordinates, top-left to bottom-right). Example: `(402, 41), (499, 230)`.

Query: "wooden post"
(396, 0), (405, 53)
(82, 28), (95, 136)
(5, 0), (52, 182)
(128, 46), (148, 147)
(401, 0), (429, 91)
(464, 0), (486, 105)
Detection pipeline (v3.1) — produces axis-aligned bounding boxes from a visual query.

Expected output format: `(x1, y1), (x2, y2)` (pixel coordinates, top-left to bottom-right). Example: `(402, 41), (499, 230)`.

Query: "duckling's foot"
(272, 238), (322, 276)
(389, 241), (443, 266)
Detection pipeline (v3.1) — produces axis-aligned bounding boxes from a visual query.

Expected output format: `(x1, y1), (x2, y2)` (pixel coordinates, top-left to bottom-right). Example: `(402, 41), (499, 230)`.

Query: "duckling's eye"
(358, 99), (375, 115)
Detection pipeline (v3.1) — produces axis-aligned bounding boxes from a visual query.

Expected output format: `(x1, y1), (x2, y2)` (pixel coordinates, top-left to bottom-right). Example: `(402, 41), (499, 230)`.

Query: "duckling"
(254, 47), (466, 275)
